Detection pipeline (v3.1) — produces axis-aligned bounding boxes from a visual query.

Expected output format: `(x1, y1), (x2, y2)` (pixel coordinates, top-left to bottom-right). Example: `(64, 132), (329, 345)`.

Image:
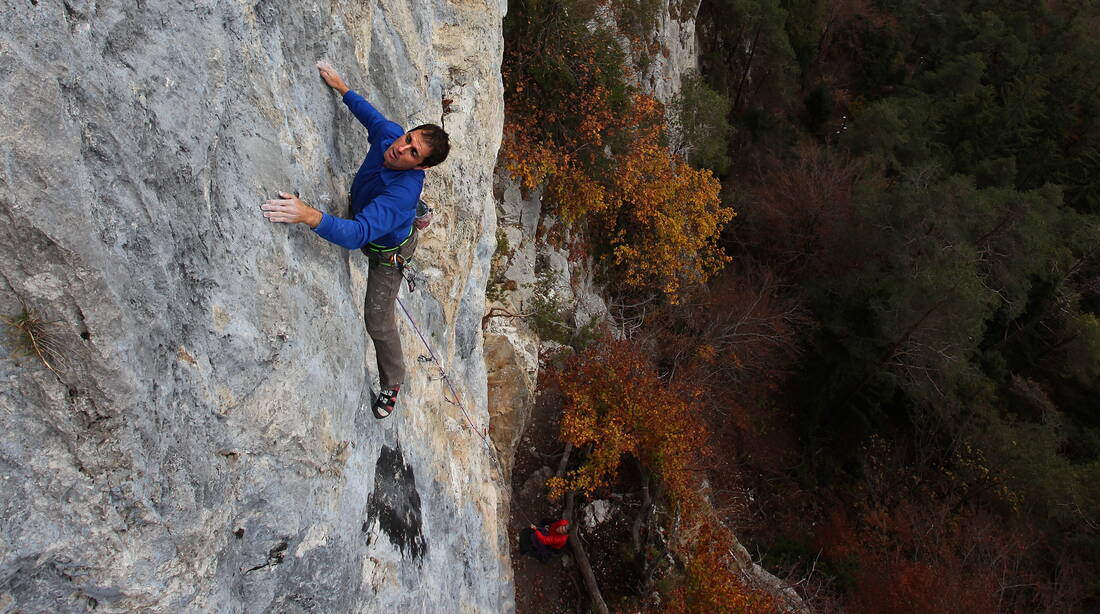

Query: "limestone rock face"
(483, 174), (610, 486)
(641, 0), (703, 104)
(0, 1), (508, 612)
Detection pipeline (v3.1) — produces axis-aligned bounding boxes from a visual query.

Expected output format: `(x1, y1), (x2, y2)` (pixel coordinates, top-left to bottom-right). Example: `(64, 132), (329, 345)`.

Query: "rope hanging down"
(395, 296), (504, 478)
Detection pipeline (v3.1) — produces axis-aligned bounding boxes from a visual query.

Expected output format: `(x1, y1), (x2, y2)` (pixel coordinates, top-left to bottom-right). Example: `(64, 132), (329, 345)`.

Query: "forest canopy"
(696, 0), (1100, 609)
(503, 0), (1100, 610)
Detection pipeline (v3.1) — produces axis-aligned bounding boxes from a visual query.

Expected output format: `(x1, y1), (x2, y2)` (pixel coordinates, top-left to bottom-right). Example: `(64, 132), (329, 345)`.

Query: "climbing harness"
(364, 225), (414, 261)
(366, 199), (432, 291)
(396, 294), (504, 479)
(364, 226), (421, 290)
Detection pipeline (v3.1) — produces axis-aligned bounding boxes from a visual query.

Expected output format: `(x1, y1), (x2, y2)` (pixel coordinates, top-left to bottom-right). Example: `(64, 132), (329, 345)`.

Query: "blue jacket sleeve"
(312, 182), (418, 249)
(342, 90), (402, 143)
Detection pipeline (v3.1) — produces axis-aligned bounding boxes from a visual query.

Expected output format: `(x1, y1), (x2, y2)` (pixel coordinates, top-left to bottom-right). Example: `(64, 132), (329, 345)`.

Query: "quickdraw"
(400, 261), (418, 292)
(396, 296), (504, 479)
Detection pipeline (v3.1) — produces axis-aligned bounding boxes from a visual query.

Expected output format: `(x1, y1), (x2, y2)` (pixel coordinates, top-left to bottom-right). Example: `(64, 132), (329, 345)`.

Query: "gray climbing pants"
(362, 230), (417, 390)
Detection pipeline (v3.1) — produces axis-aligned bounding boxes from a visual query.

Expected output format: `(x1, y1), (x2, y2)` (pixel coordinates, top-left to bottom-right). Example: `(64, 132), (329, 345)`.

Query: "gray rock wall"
(0, 0), (508, 612)
(640, 0), (702, 104)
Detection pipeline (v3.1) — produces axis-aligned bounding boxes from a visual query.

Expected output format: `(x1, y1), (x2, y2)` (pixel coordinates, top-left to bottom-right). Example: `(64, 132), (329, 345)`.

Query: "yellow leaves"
(503, 126), (562, 191)
(555, 337), (707, 507)
(696, 344), (717, 363)
(504, 54), (733, 302)
(548, 164), (610, 222)
(603, 108), (733, 301)
(546, 476), (568, 501)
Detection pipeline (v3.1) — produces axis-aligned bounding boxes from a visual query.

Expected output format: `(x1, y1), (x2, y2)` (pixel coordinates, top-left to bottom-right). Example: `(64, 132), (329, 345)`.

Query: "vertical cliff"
(0, 1), (508, 612)
(485, 0), (703, 471)
(487, 1), (810, 609)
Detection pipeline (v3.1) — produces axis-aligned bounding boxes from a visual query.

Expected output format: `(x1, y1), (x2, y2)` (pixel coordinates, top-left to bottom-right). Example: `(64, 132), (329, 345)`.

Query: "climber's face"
(383, 129), (433, 171)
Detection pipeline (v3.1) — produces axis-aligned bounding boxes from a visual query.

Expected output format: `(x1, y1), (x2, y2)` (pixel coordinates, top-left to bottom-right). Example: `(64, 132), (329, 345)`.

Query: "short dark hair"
(411, 124), (450, 168)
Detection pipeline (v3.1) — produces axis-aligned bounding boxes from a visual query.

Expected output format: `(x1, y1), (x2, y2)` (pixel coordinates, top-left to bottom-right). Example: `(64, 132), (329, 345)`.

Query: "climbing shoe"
(372, 386), (400, 420)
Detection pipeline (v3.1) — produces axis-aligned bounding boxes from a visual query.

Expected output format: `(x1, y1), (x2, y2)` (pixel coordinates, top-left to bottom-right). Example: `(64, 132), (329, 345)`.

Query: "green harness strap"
(365, 225), (415, 270)
(365, 224), (415, 254)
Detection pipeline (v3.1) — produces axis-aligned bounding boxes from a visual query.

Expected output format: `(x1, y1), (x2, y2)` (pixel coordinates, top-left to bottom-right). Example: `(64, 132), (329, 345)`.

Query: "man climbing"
(261, 61), (451, 420)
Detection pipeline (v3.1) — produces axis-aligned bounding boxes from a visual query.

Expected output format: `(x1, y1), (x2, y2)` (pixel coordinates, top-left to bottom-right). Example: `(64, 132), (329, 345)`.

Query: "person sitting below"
(519, 519), (569, 563)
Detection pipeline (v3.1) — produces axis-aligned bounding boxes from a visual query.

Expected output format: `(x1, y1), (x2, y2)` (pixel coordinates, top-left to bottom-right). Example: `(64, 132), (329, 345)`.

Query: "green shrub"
(669, 71), (733, 176)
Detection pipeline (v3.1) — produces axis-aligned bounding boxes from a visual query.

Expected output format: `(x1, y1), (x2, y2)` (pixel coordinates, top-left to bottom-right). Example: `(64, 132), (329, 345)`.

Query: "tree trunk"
(555, 443), (574, 479)
(632, 462), (653, 555)
(734, 25), (762, 111)
(565, 489), (610, 614)
(558, 443), (609, 614)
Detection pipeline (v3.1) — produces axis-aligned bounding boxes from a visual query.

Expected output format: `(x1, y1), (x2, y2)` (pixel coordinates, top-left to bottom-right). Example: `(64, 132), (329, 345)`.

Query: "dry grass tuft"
(3, 306), (67, 376)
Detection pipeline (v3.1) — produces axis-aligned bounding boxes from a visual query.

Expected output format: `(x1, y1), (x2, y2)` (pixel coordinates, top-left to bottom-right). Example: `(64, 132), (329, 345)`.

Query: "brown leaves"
(550, 339), (775, 612)
(664, 522), (777, 614)
(507, 92), (733, 302)
(551, 336), (706, 512)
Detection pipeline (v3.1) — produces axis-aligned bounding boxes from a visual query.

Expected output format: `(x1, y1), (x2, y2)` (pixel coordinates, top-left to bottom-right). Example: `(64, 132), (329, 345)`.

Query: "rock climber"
(261, 61), (451, 420)
(520, 519), (570, 563)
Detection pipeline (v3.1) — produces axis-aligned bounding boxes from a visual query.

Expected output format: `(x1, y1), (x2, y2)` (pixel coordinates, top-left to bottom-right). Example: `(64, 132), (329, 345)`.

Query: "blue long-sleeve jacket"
(312, 90), (424, 249)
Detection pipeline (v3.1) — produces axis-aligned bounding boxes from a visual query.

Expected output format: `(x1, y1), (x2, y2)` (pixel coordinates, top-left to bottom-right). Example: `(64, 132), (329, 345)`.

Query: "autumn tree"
(663, 522), (777, 614)
(603, 96), (732, 300)
(550, 336), (706, 508)
(731, 143), (865, 278)
(552, 336), (780, 613)
(504, 0), (733, 302)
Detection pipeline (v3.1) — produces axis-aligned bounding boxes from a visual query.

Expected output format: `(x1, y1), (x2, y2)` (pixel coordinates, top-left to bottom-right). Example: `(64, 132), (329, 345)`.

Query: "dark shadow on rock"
(366, 443), (426, 560)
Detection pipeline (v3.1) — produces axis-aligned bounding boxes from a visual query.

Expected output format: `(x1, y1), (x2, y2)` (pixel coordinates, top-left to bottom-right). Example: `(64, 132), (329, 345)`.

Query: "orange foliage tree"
(664, 522), (777, 614)
(552, 336), (779, 613)
(604, 97), (732, 299)
(549, 335), (705, 509)
(504, 0), (732, 301)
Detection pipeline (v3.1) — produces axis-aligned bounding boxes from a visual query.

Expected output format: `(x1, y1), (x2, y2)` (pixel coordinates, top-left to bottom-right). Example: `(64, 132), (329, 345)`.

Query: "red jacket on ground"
(534, 519), (569, 549)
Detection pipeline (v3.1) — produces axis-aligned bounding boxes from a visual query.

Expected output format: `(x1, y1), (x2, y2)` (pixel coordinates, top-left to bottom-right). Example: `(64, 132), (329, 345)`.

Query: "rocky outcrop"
(483, 177), (609, 487)
(0, 1), (508, 612)
(641, 0), (703, 104)
(485, 0), (701, 479)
